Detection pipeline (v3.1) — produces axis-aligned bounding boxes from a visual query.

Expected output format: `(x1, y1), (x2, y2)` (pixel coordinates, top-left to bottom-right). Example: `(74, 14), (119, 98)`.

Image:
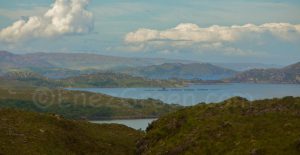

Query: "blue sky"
(0, 0), (300, 65)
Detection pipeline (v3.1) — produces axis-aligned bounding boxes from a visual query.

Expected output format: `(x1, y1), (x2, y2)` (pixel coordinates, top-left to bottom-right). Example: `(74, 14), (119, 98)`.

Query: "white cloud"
(125, 23), (300, 43)
(123, 23), (300, 56)
(0, 0), (93, 43)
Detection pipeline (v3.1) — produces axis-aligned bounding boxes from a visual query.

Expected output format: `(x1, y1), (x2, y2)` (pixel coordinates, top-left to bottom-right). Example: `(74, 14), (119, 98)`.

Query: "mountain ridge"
(229, 62), (300, 84)
(138, 96), (300, 154)
(120, 62), (237, 80)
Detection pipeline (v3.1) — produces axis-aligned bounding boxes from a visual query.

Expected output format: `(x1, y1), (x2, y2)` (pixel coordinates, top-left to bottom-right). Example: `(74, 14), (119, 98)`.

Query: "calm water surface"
(72, 83), (300, 130)
(91, 119), (156, 130)
(69, 83), (300, 106)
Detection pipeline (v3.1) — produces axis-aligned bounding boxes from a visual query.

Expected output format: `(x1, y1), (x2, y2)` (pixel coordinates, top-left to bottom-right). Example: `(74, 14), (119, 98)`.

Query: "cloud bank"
(125, 23), (300, 43)
(123, 23), (300, 56)
(0, 0), (93, 43)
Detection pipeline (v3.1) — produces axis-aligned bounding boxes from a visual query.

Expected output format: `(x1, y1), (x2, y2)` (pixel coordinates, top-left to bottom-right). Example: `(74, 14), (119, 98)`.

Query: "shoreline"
(88, 116), (159, 121)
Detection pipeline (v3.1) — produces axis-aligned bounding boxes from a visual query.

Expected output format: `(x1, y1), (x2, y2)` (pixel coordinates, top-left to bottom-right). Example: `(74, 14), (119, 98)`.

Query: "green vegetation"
(2, 71), (65, 88)
(138, 97), (300, 155)
(0, 87), (181, 120)
(1, 71), (187, 88)
(229, 62), (300, 84)
(0, 108), (143, 155)
(120, 63), (237, 80)
(1, 96), (300, 154)
(63, 72), (187, 88)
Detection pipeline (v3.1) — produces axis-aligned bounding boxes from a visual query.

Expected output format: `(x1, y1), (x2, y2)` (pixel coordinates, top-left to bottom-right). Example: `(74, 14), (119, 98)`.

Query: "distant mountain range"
(1, 51), (298, 84)
(1, 51), (278, 76)
(0, 50), (192, 71)
(119, 63), (237, 80)
(229, 62), (300, 84)
(0, 51), (54, 72)
(214, 63), (282, 71)
(0, 50), (197, 77)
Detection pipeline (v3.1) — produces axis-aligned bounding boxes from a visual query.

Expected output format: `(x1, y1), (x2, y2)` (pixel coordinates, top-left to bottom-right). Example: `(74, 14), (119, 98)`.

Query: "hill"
(63, 72), (186, 88)
(138, 97), (300, 154)
(1, 97), (300, 154)
(1, 71), (65, 88)
(120, 63), (237, 80)
(0, 87), (181, 120)
(0, 51), (203, 79)
(214, 62), (282, 71)
(14, 52), (196, 71)
(0, 51), (197, 78)
(0, 71), (187, 88)
(0, 51), (54, 73)
(229, 62), (300, 84)
(0, 108), (143, 155)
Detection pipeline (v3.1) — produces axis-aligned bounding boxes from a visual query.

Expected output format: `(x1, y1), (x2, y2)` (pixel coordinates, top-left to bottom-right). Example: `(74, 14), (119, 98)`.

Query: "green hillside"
(63, 72), (187, 88)
(229, 62), (300, 84)
(1, 71), (187, 88)
(0, 108), (143, 155)
(138, 97), (300, 155)
(120, 63), (237, 80)
(0, 87), (181, 120)
(1, 97), (300, 154)
(2, 71), (64, 88)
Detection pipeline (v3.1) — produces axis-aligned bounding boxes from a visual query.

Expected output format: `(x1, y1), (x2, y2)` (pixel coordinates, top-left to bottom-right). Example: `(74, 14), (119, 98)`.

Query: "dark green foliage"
(0, 87), (181, 120)
(63, 72), (186, 88)
(1, 71), (66, 88)
(138, 97), (300, 155)
(0, 108), (143, 155)
(0, 71), (187, 88)
(1, 95), (300, 154)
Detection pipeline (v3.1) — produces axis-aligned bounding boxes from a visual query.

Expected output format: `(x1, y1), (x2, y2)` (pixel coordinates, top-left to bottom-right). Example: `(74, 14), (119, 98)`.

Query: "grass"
(0, 87), (181, 120)
(1, 96), (300, 154)
(138, 96), (300, 155)
(1, 71), (187, 88)
(0, 108), (143, 155)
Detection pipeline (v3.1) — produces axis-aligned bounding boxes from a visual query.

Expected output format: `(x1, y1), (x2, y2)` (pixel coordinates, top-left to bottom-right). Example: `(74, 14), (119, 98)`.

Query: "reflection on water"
(68, 83), (300, 106)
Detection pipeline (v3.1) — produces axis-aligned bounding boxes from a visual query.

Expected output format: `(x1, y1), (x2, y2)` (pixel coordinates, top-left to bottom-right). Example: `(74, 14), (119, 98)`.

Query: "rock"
(39, 129), (45, 133)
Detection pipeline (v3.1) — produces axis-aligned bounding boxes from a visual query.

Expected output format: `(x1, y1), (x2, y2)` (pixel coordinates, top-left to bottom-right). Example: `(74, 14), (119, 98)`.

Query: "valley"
(1, 0), (299, 154)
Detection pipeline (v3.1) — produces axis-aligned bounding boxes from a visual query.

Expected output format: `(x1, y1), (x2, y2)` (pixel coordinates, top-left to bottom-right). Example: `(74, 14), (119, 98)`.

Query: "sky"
(0, 0), (300, 65)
